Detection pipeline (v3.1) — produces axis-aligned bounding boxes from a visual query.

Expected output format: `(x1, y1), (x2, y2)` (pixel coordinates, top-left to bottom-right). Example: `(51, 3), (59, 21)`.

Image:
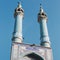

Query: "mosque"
(10, 2), (53, 60)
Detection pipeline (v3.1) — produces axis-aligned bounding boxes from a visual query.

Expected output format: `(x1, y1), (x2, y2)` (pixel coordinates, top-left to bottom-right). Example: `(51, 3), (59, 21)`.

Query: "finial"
(18, 2), (20, 5)
(40, 3), (44, 13)
(40, 3), (42, 9)
(18, 1), (22, 8)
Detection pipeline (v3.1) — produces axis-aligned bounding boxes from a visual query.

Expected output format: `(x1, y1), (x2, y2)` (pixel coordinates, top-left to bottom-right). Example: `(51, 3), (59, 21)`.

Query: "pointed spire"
(18, 2), (22, 8)
(40, 4), (44, 13)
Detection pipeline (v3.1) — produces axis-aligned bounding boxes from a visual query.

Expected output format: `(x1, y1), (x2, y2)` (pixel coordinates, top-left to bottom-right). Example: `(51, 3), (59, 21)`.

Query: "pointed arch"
(24, 52), (44, 60)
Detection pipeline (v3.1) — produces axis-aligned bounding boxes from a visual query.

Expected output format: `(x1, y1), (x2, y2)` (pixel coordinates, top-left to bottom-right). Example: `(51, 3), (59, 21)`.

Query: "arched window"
(24, 52), (44, 60)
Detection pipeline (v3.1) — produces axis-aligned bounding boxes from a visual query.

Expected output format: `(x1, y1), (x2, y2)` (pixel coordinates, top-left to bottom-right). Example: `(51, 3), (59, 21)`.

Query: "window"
(24, 52), (44, 60)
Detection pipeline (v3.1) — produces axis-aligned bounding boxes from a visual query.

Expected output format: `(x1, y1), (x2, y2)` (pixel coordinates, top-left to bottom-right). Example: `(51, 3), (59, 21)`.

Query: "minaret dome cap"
(15, 2), (24, 12)
(14, 2), (24, 17)
(38, 4), (48, 22)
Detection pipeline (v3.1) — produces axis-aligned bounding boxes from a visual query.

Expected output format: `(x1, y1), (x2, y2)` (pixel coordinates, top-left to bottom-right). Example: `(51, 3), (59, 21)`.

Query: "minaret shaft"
(14, 15), (23, 35)
(40, 19), (48, 37)
(40, 19), (50, 47)
(13, 15), (23, 43)
(12, 3), (24, 43)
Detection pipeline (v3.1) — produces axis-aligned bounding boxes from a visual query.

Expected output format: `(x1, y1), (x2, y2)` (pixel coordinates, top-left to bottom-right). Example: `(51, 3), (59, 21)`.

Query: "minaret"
(38, 5), (51, 47)
(12, 2), (24, 43)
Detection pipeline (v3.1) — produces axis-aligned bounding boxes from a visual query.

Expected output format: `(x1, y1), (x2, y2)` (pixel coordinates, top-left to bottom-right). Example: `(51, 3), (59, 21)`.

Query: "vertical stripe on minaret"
(38, 5), (51, 47)
(12, 2), (24, 43)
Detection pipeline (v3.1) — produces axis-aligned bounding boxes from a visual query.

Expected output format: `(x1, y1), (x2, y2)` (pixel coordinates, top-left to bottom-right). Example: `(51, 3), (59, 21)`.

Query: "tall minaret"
(38, 5), (51, 47)
(12, 2), (24, 43)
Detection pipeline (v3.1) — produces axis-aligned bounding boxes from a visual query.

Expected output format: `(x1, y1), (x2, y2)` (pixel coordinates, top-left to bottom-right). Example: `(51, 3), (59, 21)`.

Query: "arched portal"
(24, 52), (44, 60)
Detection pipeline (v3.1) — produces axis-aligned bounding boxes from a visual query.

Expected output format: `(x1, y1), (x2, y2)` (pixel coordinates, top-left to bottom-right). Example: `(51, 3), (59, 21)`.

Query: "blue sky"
(0, 0), (60, 60)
